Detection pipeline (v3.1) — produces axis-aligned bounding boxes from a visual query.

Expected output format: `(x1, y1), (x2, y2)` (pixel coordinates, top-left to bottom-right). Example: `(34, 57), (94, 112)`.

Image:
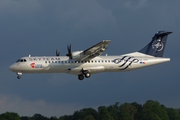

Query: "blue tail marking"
(139, 31), (172, 57)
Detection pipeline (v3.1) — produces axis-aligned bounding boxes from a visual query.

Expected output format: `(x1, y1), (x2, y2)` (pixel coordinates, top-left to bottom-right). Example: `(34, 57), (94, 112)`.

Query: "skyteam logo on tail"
(152, 38), (164, 51)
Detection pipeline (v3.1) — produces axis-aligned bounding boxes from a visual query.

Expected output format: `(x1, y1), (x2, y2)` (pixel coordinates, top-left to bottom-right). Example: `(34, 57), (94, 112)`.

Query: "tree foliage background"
(0, 100), (180, 120)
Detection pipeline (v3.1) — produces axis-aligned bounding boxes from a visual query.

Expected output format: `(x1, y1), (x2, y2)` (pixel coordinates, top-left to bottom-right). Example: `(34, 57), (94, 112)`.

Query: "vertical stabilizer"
(139, 31), (172, 57)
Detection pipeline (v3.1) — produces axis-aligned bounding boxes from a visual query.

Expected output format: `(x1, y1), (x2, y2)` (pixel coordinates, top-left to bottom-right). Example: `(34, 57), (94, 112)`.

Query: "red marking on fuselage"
(30, 63), (35, 68)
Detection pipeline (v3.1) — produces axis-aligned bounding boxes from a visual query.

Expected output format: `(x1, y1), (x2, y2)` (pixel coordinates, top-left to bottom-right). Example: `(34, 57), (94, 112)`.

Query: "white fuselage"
(9, 53), (170, 76)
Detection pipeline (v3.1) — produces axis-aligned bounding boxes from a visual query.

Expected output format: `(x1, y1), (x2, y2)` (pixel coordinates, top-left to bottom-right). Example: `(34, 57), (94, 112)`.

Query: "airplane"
(9, 31), (172, 80)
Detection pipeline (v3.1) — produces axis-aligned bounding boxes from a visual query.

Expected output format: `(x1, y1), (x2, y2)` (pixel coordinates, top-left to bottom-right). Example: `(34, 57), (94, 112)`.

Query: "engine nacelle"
(71, 51), (84, 59)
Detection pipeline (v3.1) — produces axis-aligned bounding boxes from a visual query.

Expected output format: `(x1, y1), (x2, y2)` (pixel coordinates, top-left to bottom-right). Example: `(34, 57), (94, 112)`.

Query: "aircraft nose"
(9, 64), (14, 71)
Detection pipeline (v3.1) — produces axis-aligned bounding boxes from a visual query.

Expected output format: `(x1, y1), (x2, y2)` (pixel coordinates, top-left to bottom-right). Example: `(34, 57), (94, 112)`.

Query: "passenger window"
(102, 60), (103, 63)
(91, 60), (93, 63)
(58, 61), (61, 63)
(49, 61), (51, 63)
(61, 61), (64, 63)
(45, 61), (47, 63)
(55, 61), (57, 63)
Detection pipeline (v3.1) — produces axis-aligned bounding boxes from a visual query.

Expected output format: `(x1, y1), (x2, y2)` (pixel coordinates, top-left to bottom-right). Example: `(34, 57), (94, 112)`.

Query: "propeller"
(66, 44), (72, 59)
(56, 49), (60, 56)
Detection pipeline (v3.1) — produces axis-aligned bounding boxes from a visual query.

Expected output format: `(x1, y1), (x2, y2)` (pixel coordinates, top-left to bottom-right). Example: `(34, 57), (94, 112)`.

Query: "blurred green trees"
(0, 100), (179, 120)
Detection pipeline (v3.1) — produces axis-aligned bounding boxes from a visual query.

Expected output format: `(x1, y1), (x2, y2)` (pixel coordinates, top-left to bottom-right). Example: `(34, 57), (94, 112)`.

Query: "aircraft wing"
(80, 40), (111, 61)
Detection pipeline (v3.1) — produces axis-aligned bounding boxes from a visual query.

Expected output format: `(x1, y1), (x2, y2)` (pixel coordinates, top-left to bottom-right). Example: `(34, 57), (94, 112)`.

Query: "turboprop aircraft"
(9, 31), (172, 80)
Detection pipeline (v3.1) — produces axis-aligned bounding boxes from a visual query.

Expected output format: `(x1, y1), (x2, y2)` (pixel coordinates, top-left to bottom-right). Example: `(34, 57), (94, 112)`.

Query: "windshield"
(16, 59), (21, 63)
(16, 59), (27, 63)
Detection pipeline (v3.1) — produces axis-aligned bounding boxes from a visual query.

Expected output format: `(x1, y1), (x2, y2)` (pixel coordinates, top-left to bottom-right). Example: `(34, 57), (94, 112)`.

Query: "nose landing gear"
(17, 72), (22, 79)
(17, 75), (21, 79)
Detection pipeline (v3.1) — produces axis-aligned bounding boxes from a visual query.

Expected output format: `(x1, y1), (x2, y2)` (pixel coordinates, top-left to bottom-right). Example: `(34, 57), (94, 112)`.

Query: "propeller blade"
(68, 44), (71, 53)
(66, 44), (72, 59)
(56, 49), (60, 56)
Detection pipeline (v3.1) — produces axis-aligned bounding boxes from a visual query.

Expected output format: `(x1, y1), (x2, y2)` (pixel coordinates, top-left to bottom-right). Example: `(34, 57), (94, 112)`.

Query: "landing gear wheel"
(78, 74), (84, 80)
(17, 75), (21, 79)
(85, 72), (91, 78)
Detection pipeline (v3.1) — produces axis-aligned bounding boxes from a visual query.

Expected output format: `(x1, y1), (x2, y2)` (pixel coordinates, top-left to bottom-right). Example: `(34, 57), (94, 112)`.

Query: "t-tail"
(139, 31), (172, 57)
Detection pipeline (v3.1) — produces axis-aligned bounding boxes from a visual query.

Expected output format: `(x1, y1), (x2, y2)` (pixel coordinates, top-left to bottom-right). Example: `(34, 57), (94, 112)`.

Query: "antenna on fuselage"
(29, 54), (31, 57)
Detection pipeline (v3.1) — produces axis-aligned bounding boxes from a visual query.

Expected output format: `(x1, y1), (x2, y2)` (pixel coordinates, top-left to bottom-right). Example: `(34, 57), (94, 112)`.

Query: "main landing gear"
(78, 72), (91, 80)
(17, 72), (22, 79)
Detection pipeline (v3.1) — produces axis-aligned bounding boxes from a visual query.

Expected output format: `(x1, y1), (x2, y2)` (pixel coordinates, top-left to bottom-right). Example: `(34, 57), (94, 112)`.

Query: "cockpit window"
(16, 59), (27, 63)
(16, 59), (21, 63)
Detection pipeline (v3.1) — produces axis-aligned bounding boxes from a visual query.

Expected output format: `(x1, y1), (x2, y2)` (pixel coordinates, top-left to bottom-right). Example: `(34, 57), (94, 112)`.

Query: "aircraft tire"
(17, 75), (21, 79)
(78, 75), (84, 80)
(85, 73), (91, 78)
